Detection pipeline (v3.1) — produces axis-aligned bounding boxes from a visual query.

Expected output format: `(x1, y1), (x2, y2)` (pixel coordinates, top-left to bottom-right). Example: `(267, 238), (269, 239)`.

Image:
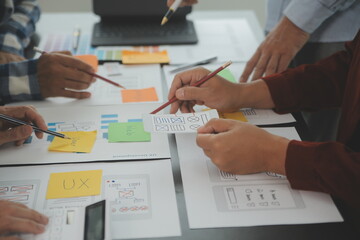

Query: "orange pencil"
(150, 61), (232, 114)
(33, 47), (125, 89)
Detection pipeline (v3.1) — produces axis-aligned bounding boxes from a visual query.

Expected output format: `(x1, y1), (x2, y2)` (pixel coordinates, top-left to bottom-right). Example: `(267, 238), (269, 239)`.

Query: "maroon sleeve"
(286, 140), (360, 208)
(262, 37), (356, 114)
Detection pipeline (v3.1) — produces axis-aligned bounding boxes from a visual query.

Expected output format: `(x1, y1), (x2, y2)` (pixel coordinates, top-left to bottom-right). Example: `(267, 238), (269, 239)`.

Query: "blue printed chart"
(0, 104), (170, 165)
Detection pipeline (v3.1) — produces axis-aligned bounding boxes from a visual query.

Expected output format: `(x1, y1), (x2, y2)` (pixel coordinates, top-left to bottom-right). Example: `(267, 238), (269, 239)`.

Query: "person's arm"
(0, 0), (40, 57)
(262, 32), (357, 113)
(240, 0), (357, 83)
(286, 140), (360, 208)
(0, 53), (96, 104)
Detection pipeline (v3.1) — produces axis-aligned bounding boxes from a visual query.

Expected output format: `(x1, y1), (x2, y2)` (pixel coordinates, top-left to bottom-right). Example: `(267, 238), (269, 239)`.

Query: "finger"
(251, 53), (271, 81)
(11, 207), (48, 225)
(3, 217), (46, 235)
(24, 108), (47, 139)
(196, 133), (215, 151)
(60, 89), (91, 99)
(277, 55), (292, 74)
(54, 50), (72, 56)
(63, 78), (91, 90)
(170, 101), (181, 114)
(0, 126), (33, 145)
(240, 50), (261, 83)
(0, 236), (21, 240)
(197, 118), (236, 134)
(264, 54), (280, 76)
(61, 67), (95, 85)
(175, 86), (208, 102)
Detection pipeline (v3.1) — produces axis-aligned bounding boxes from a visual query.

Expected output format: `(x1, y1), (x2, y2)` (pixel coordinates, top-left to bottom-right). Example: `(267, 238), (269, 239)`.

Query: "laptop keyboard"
(94, 22), (194, 39)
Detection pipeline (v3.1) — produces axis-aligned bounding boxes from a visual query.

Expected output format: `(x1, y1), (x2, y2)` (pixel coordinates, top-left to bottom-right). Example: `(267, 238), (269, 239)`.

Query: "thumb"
(0, 125), (33, 145)
(175, 86), (208, 101)
(198, 118), (236, 134)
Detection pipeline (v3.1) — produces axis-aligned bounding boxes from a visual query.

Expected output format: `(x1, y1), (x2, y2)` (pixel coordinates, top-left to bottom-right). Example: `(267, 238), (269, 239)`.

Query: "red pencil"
(33, 47), (125, 89)
(150, 61), (232, 114)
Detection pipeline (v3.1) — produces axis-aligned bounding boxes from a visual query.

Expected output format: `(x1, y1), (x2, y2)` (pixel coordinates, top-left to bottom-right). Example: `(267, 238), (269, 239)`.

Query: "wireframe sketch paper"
(0, 103), (170, 165)
(176, 127), (343, 228)
(0, 160), (181, 239)
(143, 109), (219, 133)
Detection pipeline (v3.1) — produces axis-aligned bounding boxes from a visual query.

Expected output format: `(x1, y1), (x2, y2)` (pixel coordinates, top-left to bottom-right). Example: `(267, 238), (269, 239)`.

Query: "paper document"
(0, 104), (170, 165)
(0, 160), (181, 239)
(176, 127), (342, 228)
(48, 131), (97, 153)
(121, 87), (159, 103)
(143, 109), (219, 133)
(7, 64), (163, 108)
(108, 122), (151, 142)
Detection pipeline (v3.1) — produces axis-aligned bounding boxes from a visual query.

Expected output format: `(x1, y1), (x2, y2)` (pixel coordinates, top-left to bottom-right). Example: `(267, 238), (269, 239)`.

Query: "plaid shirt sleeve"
(0, 0), (41, 56)
(0, 58), (42, 104)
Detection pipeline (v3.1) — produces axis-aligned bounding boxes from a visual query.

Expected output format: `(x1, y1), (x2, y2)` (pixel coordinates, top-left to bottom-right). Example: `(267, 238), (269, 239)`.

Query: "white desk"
(4, 10), (358, 240)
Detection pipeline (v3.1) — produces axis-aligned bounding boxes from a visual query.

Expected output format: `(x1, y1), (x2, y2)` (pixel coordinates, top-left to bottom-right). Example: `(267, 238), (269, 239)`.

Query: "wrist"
(264, 135), (289, 175)
(239, 80), (275, 109)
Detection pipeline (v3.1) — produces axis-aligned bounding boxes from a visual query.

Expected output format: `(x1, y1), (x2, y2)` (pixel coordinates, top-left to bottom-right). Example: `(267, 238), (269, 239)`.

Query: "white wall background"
(37, 0), (267, 28)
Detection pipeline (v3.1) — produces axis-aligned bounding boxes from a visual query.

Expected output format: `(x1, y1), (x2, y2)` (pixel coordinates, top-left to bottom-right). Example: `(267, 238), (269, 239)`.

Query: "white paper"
(7, 64), (163, 108)
(176, 127), (343, 228)
(143, 109), (219, 133)
(0, 103), (171, 165)
(0, 160), (181, 239)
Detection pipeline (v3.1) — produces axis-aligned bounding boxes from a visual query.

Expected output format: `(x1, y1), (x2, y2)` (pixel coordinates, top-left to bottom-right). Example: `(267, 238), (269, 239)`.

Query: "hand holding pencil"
(0, 106), (48, 146)
(165, 62), (247, 114)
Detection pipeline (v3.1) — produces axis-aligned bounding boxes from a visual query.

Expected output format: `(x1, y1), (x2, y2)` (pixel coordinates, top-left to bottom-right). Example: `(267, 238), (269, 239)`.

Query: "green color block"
(108, 122), (151, 142)
(217, 69), (236, 83)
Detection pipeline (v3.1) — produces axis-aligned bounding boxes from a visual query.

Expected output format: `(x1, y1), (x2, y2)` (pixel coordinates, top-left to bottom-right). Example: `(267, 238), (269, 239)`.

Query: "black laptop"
(91, 0), (198, 46)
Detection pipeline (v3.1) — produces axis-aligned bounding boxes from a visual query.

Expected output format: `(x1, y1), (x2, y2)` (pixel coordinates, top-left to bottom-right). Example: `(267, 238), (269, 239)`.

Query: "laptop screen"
(93, 0), (191, 18)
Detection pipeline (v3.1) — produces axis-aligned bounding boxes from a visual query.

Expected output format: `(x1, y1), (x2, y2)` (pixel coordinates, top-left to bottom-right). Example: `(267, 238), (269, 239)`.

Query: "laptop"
(91, 0), (198, 46)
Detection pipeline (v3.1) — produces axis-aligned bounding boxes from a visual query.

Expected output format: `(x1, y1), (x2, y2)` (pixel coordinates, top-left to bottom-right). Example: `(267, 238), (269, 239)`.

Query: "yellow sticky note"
(48, 131), (97, 153)
(46, 170), (102, 199)
(75, 55), (98, 72)
(121, 87), (158, 103)
(121, 50), (170, 64)
(219, 112), (248, 122)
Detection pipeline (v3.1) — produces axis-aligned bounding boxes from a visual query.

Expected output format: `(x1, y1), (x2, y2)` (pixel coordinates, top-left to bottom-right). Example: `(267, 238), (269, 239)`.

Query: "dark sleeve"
(286, 140), (360, 208)
(262, 32), (358, 113)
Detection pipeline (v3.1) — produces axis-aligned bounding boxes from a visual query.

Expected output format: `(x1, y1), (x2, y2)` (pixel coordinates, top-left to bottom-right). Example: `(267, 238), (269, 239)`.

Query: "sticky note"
(75, 55), (98, 71)
(46, 170), (102, 199)
(48, 131), (97, 153)
(217, 69), (236, 83)
(121, 87), (158, 103)
(108, 122), (151, 142)
(219, 112), (248, 122)
(121, 50), (170, 64)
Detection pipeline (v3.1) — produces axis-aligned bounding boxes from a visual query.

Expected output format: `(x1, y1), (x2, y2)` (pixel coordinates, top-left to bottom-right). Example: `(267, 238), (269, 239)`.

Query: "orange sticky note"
(75, 55), (98, 71)
(121, 50), (170, 64)
(121, 87), (158, 103)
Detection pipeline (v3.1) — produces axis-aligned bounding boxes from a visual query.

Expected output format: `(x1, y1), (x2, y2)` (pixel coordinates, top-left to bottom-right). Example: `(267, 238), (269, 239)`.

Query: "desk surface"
(21, 10), (360, 240)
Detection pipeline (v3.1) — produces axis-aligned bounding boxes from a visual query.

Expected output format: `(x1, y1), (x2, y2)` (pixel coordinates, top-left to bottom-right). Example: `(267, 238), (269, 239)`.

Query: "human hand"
(0, 106), (47, 146)
(0, 51), (26, 64)
(0, 200), (48, 237)
(168, 67), (243, 113)
(167, 0), (198, 7)
(196, 119), (289, 175)
(240, 17), (310, 82)
(37, 52), (96, 99)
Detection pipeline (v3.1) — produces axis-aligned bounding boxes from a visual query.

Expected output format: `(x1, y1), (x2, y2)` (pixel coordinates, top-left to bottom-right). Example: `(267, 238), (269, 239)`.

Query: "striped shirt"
(0, 0), (41, 104)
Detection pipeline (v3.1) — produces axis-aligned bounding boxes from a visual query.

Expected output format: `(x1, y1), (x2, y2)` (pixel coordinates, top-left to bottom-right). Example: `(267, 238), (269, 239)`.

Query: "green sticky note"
(217, 69), (236, 83)
(108, 122), (151, 142)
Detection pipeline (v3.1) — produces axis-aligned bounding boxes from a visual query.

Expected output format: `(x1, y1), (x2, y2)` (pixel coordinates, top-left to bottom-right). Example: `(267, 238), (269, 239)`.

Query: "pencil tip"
(161, 18), (167, 26)
(64, 136), (72, 140)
